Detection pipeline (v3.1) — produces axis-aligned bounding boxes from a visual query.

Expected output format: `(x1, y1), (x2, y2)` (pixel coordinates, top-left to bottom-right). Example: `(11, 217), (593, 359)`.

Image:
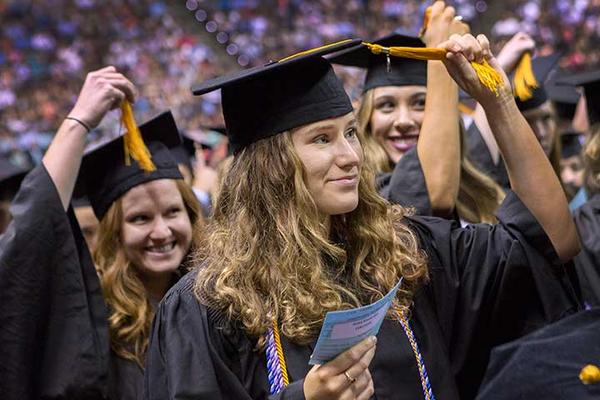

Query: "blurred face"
(522, 101), (557, 157)
(291, 112), (362, 216)
(560, 155), (584, 200)
(120, 179), (192, 279)
(369, 85), (426, 164)
(74, 205), (99, 252)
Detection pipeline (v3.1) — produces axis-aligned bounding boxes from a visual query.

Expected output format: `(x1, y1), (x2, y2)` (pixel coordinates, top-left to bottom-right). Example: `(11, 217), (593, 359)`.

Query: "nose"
(334, 135), (361, 170)
(392, 105), (416, 133)
(149, 216), (171, 240)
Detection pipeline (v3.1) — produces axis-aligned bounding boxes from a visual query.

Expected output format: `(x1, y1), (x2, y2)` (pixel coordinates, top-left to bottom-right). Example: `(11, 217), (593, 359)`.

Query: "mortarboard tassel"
(362, 42), (504, 96)
(579, 364), (600, 385)
(121, 101), (156, 172)
(512, 52), (538, 101)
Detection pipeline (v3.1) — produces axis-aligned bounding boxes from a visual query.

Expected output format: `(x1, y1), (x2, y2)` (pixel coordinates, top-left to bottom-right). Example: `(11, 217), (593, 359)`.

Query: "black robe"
(0, 165), (145, 400)
(144, 192), (578, 400)
(379, 147), (432, 216)
(0, 166), (108, 399)
(465, 123), (511, 191)
(476, 309), (600, 400)
(573, 193), (600, 307)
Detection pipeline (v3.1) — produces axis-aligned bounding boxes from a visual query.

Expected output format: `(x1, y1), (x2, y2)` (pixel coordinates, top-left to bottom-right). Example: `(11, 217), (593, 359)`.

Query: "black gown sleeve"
(386, 147), (433, 216)
(407, 190), (580, 399)
(465, 123), (511, 191)
(0, 166), (109, 400)
(144, 272), (305, 400)
(572, 194), (600, 307)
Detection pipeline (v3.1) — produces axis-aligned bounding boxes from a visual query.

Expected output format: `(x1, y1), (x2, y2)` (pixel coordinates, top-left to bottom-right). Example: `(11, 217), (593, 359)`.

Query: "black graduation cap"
(169, 134), (196, 172)
(561, 130), (584, 159)
(546, 73), (581, 120)
(328, 34), (427, 92)
(476, 309), (600, 400)
(557, 69), (600, 126)
(514, 53), (561, 112)
(0, 158), (29, 201)
(192, 39), (360, 154)
(77, 111), (183, 220)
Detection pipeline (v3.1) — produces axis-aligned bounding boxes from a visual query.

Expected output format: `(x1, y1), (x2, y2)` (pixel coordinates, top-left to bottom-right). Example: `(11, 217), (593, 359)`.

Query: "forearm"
(483, 96), (580, 261)
(42, 119), (88, 211)
(418, 61), (461, 215)
(472, 103), (501, 164)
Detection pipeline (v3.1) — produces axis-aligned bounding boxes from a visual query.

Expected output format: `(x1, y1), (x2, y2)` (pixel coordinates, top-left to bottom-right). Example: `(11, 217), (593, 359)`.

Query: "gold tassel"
(512, 52), (538, 101)
(363, 42), (503, 96)
(579, 364), (600, 385)
(120, 101), (156, 172)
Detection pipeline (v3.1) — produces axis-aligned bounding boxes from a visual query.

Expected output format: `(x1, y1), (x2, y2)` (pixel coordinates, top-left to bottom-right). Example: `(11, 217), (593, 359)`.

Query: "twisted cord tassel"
(396, 311), (436, 400)
(121, 101), (155, 172)
(265, 320), (289, 394)
(580, 364), (600, 385)
(363, 42), (503, 96)
(512, 52), (538, 101)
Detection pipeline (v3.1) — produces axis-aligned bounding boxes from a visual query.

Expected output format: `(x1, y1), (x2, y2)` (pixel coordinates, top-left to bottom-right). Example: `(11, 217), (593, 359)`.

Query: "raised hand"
(69, 66), (137, 130)
(422, 1), (469, 47)
(439, 33), (513, 108)
(495, 32), (536, 73)
(304, 336), (376, 400)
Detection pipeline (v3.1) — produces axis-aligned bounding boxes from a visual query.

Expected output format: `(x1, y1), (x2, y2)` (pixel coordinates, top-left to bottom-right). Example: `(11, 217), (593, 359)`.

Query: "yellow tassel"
(120, 101), (156, 172)
(363, 42), (503, 96)
(579, 364), (600, 385)
(512, 52), (538, 101)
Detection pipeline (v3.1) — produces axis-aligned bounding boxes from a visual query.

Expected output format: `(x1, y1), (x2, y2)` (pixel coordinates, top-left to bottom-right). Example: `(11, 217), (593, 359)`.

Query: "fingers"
(477, 34), (491, 59)
(343, 346), (376, 384)
(323, 336), (377, 375)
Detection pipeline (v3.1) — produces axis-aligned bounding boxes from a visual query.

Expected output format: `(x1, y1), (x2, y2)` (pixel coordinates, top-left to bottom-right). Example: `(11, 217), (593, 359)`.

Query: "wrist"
(65, 116), (92, 133)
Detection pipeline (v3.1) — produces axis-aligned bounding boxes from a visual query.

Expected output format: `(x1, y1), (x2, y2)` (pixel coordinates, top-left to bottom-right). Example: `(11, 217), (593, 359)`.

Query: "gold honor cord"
(121, 101), (156, 172)
(512, 52), (538, 101)
(362, 42), (504, 96)
(580, 364), (600, 385)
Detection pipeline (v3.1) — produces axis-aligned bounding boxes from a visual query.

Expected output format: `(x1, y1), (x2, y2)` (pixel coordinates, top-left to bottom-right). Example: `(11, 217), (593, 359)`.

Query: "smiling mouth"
(146, 242), (176, 254)
(387, 136), (418, 152)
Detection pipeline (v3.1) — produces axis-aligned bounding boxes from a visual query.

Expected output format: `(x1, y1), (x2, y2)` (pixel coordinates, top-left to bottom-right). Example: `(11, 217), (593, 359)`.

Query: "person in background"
(559, 131), (585, 205)
(0, 158), (29, 235)
(145, 34), (578, 400)
(331, 2), (504, 224)
(72, 196), (100, 252)
(0, 66), (203, 400)
(467, 32), (562, 190)
(558, 69), (600, 309)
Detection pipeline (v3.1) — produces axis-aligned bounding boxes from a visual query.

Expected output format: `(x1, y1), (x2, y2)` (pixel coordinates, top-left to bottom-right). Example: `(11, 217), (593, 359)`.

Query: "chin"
(322, 199), (360, 215)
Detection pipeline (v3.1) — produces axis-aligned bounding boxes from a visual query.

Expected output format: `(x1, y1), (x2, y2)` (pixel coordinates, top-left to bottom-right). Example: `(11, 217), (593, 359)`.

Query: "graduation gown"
(573, 193), (600, 307)
(465, 123), (511, 191)
(476, 309), (600, 400)
(379, 147), (432, 216)
(0, 165), (147, 400)
(0, 165), (109, 400)
(145, 192), (578, 400)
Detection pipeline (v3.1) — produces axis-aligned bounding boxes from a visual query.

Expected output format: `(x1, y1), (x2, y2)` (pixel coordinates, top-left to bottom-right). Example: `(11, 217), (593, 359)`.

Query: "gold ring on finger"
(454, 15), (463, 21)
(344, 371), (357, 384)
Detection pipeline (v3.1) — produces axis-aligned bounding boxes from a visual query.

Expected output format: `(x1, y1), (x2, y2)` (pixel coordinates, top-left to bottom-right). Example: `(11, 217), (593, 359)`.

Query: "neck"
(140, 271), (174, 302)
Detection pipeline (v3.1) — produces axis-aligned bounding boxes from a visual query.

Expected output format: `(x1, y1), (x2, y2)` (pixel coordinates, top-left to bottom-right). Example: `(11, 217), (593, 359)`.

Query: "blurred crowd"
(1, 0), (600, 166)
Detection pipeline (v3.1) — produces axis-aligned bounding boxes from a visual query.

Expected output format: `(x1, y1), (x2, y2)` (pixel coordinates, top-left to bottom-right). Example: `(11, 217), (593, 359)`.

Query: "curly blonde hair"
(584, 124), (600, 196)
(94, 179), (203, 367)
(357, 88), (505, 223)
(195, 130), (428, 348)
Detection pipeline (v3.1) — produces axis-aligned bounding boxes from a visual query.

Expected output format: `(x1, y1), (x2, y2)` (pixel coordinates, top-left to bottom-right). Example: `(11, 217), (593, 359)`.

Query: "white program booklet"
(309, 277), (403, 365)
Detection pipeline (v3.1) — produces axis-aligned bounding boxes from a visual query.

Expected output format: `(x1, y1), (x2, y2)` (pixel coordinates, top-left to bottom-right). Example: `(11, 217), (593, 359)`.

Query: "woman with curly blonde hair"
(145, 35), (578, 400)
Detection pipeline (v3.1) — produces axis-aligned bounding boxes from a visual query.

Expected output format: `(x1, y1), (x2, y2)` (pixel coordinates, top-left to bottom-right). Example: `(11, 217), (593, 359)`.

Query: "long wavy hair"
(94, 179), (203, 367)
(195, 130), (429, 348)
(584, 123), (600, 196)
(358, 88), (505, 223)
